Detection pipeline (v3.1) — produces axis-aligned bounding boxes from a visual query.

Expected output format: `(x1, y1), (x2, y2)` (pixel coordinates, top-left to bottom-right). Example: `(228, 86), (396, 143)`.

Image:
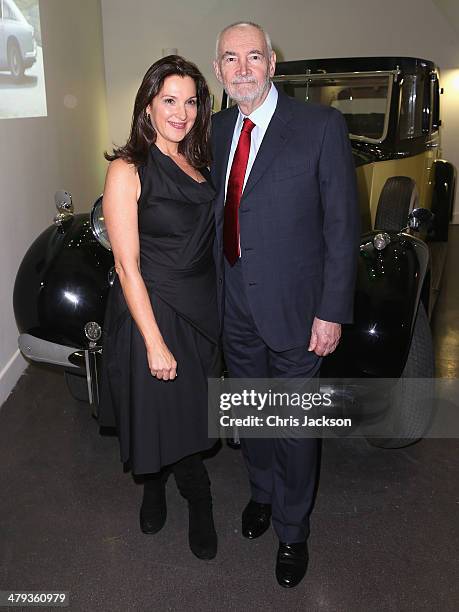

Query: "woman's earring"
(146, 111), (151, 124)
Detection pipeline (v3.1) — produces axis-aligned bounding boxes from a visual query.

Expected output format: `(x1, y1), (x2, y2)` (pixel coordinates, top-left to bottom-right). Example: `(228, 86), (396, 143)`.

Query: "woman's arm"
(103, 158), (177, 381)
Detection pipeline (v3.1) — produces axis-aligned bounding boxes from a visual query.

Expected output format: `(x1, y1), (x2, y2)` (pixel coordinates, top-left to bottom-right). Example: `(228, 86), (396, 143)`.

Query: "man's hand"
(308, 317), (341, 356)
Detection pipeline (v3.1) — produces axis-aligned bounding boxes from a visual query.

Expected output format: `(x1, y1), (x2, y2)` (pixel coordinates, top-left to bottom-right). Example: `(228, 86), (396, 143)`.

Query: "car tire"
(367, 303), (435, 449)
(374, 176), (418, 231)
(7, 40), (25, 80)
(65, 371), (89, 403)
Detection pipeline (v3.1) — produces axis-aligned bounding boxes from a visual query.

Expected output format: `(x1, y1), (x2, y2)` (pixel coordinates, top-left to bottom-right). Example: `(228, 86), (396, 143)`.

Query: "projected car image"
(13, 57), (456, 449)
(0, 0), (36, 79)
(0, 0), (47, 119)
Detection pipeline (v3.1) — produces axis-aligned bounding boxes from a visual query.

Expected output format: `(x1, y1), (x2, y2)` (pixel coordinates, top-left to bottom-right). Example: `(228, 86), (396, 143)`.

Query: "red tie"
(224, 118), (256, 266)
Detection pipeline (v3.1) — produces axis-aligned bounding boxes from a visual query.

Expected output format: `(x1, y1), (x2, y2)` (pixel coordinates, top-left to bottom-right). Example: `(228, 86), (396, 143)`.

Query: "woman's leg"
(138, 469), (169, 534)
(172, 452), (217, 559)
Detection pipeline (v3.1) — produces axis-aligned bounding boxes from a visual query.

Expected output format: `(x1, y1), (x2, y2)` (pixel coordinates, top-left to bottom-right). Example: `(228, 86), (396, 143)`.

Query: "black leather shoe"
(241, 500), (271, 539)
(276, 541), (309, 588)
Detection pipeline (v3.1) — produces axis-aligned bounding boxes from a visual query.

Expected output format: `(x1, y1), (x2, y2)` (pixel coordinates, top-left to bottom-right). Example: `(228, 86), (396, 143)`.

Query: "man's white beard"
(227, 74), (271, 105)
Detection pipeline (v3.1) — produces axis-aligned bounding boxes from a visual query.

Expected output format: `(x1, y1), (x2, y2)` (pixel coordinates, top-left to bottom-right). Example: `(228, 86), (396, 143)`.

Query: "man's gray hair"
(215, 21), (273, 60)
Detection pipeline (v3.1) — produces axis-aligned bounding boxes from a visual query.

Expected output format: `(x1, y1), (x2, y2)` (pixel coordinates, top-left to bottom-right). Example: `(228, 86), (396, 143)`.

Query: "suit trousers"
(223, 258), (321, 543)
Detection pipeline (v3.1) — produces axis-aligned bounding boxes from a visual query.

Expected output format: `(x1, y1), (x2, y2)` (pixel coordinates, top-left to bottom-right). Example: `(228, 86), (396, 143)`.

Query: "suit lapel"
(214, 106), (238, 195)
(212, 106), (238, 242)
(242, 91), (294, 199)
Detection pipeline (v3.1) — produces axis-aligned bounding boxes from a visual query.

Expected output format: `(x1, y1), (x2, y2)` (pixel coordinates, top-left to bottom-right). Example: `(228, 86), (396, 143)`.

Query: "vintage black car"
(14, 57), (456, 448)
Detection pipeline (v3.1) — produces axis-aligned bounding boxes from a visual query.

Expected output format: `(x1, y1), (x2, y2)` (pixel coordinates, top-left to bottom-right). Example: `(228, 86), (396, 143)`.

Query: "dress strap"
(137, 160), (149, 209)
(138, 162), (146, 184)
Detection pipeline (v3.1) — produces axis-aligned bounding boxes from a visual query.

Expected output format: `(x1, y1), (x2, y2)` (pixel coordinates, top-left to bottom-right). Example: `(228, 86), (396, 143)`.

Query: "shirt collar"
(236, 82), (278, 131)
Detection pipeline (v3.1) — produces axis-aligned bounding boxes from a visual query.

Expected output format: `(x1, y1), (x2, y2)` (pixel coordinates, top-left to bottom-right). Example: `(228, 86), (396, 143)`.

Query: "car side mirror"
(407, 207), (434, 232)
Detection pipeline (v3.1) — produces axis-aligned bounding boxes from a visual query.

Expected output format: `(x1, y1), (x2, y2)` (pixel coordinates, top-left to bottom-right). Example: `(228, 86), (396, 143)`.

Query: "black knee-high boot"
(173, 453), (217, 560)
(139, 470), (168, 535)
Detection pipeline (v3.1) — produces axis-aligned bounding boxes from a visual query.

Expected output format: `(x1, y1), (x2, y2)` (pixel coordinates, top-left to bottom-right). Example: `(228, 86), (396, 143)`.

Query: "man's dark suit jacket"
(211, 89), (360, 352)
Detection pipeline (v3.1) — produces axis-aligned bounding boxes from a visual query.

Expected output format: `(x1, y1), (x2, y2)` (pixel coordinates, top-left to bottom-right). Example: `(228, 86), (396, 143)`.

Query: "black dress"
(98, 145), (219, 475)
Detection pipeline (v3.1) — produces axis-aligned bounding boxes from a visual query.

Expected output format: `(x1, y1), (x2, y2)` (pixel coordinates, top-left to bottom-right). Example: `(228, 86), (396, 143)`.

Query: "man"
(211, 22), (360, 588)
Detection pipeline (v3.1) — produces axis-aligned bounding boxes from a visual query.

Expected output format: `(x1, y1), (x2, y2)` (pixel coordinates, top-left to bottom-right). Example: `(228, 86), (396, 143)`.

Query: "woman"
(98, 56), (219, 560)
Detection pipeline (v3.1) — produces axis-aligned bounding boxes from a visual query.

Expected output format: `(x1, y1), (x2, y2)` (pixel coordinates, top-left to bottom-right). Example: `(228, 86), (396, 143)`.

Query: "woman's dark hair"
(105, 55), (212, 168)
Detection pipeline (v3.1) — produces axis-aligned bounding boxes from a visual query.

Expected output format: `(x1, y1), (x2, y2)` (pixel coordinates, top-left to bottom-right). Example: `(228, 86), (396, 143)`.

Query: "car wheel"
(374, 176), (418, 231)
(367, 303), (434, 449)
(65, 371), (89, 403)
(8, 40), (25, 80)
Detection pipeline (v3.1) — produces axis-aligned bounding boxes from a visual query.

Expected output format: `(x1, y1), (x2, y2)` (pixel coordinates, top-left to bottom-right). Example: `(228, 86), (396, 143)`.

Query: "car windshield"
(274, 74), (391, 142)
(5, 0), (28, 23)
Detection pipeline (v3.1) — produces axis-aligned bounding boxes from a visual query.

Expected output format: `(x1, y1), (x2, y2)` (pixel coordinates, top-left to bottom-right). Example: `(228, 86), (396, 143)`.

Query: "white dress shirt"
(224, 82), (279, 198)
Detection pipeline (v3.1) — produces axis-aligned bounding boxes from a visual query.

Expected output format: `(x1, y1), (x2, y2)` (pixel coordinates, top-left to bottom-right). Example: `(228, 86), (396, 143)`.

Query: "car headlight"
(90, 195), (111, 251)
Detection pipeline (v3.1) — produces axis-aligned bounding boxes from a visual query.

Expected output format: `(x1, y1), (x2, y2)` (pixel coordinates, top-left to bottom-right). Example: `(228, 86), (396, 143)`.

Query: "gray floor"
(1, 228), (459, 612)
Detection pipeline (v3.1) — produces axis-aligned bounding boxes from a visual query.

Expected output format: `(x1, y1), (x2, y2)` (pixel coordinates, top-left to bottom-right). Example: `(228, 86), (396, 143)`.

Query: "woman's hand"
(147, 341), (177, 381)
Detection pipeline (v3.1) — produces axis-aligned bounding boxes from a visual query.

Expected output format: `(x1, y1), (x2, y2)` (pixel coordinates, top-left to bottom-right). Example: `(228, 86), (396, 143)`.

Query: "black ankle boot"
(139, 472), (167, 535)
(173, 453), (217, 560)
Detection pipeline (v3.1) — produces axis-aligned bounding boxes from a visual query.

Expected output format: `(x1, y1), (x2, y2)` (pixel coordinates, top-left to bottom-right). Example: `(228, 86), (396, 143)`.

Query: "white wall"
(0, 0), (110, 406)
(434, 0), (459, 37)
(101, 0), (459, 215)
(439, 69), (459, 224)
(434, 1), (459, 223)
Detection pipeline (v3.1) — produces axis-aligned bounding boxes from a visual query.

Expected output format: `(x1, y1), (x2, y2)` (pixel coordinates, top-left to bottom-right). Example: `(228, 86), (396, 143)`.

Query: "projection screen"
(0, 0), (47, 119)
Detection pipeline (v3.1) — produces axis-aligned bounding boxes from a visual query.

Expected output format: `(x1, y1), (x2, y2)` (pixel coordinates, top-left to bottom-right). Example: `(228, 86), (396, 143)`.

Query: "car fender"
(430, 159), (456, 241)
(13, 214), (114, 348)
(323, 231), (430, 378)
